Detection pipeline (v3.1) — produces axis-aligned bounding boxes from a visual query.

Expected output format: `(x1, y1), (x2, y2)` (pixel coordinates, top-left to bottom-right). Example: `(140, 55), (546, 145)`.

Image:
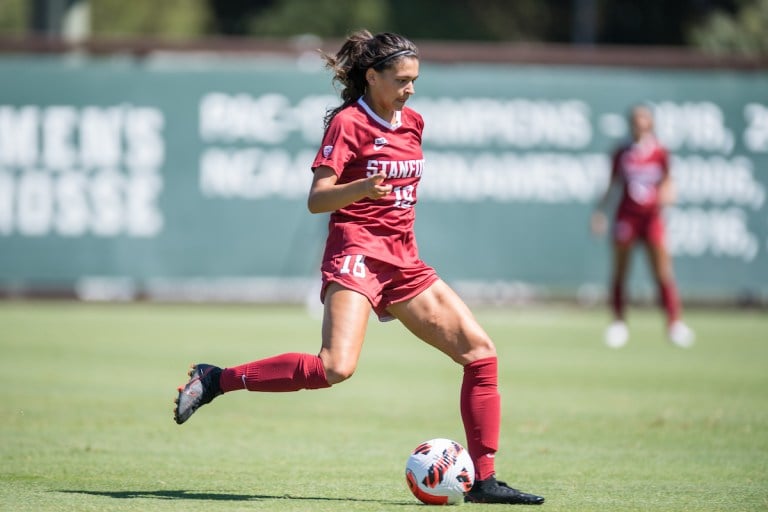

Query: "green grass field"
(1, 302), (766, 512)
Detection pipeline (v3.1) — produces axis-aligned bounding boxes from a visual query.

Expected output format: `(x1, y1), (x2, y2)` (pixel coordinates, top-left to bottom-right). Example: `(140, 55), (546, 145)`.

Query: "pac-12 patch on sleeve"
(323, 145), (334, 158)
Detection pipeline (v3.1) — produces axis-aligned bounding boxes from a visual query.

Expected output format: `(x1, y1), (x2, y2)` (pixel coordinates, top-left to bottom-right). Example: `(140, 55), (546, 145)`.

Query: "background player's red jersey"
(312, 98), (426, 266)
(611, 136), (669, 216)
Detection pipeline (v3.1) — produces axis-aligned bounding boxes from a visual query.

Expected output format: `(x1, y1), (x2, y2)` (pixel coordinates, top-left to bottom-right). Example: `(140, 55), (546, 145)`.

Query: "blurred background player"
(591, 105), (695, 348)
(174, 30), (544, 505)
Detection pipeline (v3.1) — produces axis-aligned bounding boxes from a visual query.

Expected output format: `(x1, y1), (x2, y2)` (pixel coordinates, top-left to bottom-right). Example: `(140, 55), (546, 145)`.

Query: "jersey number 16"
(339, 254), (366, 278)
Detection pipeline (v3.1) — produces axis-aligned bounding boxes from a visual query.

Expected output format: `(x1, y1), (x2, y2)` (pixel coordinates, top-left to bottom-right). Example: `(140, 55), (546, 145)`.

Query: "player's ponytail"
(321, 30), (418, 130)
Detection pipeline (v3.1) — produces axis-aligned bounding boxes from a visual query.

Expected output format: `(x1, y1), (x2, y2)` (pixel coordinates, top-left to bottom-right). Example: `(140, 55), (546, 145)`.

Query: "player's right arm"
(590, 149), (622, 236)
(307, 166), (392, 214)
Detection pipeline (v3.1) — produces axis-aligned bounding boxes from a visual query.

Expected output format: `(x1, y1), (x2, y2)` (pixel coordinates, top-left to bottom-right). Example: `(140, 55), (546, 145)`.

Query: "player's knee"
(318, 347), (359, 385)
(324, 362), (356, 385)
(462, 335), (497, 364)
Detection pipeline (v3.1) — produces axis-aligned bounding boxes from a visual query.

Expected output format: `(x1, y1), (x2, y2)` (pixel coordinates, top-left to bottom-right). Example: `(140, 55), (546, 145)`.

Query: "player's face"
(367, 57), (419, 114)
(630, 107), (654, 139)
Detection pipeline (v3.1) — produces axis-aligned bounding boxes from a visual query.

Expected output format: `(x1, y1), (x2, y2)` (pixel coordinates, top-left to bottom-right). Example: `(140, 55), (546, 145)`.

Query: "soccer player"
(591, 105), (694, 348)
(174, 30), (544, 505)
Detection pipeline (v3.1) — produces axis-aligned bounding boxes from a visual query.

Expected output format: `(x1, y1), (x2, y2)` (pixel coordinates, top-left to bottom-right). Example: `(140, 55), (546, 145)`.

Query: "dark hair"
(321, 30), (418, 129)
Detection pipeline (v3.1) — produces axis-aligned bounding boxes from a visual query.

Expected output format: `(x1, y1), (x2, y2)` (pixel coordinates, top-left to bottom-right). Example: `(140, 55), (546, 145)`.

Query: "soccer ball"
(405, 438), (475, 505)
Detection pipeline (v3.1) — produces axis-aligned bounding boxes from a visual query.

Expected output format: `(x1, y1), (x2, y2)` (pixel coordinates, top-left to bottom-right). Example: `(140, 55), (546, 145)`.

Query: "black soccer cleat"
(173, 363), (222, 425)
(465, 475), (545, 505)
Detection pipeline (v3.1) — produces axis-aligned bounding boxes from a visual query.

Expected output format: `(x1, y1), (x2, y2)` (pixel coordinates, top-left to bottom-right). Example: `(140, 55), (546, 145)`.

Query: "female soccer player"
(174, 30), (544, 505)
(591, 105), (694, 348)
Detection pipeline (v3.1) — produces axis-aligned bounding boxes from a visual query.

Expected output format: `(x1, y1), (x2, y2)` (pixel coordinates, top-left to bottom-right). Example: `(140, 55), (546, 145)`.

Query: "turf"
(0, 302), (766, 511)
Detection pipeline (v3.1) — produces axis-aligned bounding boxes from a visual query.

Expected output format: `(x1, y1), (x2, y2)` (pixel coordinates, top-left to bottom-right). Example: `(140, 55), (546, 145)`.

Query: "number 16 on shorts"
(339, 255), (366, 278)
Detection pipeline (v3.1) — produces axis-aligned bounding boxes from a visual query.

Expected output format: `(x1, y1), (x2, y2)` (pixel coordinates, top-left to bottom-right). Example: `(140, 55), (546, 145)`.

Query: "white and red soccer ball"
(405, 438), (475, 505)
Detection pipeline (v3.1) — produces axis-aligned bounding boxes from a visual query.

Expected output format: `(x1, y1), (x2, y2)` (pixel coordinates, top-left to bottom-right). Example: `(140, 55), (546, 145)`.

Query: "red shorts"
(613, 212), (665, 247)
(320, 255), (439, 321)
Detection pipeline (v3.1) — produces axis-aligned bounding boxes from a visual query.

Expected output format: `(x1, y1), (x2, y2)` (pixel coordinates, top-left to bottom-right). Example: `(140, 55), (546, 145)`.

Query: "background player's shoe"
(465, 476), (545, 505)
(604, 320), (629, 348)
(668, 321), (695, 348)
(174, 363), (222, 425)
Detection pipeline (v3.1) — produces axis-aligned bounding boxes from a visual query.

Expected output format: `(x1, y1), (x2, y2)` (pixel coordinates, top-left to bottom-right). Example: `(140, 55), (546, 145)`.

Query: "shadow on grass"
(59, 489), (414, 505)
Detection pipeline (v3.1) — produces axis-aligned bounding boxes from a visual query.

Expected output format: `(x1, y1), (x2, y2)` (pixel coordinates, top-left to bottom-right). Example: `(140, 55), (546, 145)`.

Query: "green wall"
(1, 56), (766, 302)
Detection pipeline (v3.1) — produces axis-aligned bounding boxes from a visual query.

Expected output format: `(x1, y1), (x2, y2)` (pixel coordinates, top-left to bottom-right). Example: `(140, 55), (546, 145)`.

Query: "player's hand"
(591, 210), (608, 237)
(363, 171), (392, 200)
(659, 178), (676, 207)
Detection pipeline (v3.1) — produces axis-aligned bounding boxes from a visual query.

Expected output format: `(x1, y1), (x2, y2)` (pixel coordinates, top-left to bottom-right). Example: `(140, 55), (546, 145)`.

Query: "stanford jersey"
(611, 136), (669, 216)
(311, 98), (426, 266)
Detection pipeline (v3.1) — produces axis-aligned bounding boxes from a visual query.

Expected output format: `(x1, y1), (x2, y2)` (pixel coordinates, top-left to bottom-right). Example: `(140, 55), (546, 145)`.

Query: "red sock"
(658, 279), (681, 324)
(219, 353), (330, 393)
(611, 279), (625, 320)
(460, 356), (500, 481)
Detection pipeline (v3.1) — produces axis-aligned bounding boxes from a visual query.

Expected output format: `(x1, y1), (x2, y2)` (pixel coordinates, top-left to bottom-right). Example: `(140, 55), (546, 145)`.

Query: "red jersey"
(311, 98), (426, 266)
(611, 136), (669, 216)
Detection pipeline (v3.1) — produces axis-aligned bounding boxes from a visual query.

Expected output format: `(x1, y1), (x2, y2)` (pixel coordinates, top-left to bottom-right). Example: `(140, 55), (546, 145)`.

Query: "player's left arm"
(658, 149), (676, 207)
(659, 175), (676, 207)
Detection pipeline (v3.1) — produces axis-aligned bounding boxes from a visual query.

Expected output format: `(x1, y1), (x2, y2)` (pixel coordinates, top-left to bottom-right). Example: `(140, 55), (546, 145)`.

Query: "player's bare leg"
(645, 242), (694, 347)
(318, 283), (371, 384)
(388, 279), (494, 365)
(605, 242), (632, 348)
(389, 280), (544, 505)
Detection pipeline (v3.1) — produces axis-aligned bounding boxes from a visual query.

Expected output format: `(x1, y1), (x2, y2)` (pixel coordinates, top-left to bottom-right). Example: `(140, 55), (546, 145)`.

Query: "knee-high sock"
(611, 279), (625, 321)
(219, 353), (330, 393)
(658, 279), (681, 324)
(461, 356), (500, 481)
